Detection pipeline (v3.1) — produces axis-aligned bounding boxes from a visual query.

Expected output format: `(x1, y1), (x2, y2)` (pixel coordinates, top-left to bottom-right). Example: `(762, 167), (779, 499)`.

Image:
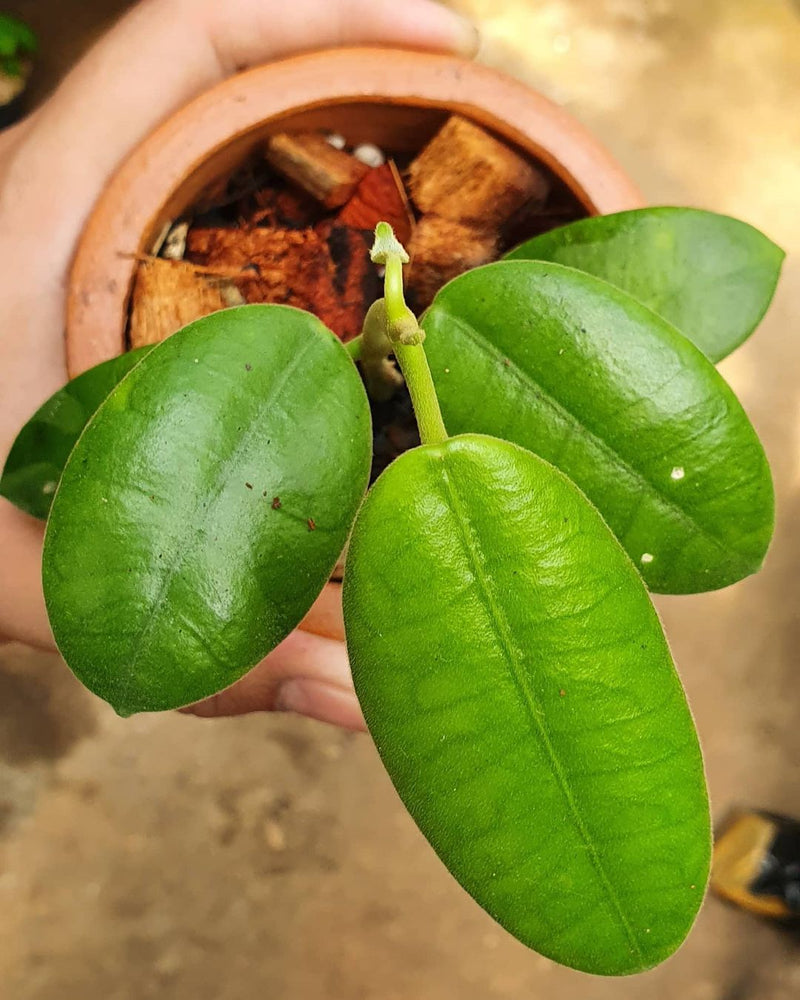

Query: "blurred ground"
(2, 1), (800, 997)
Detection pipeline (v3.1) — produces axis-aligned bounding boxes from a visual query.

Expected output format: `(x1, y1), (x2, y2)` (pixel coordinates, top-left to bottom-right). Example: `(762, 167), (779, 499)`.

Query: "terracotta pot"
(65, 46), (644, 642)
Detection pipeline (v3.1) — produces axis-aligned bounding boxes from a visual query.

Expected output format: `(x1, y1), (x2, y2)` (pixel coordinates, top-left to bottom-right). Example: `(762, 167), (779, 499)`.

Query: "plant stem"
(394, 342), (448, 446)
(369, 221), (449, 446)
(359, 300), (404, 401)
(345, 336), (362, 361)
(384, 256), (407, 328)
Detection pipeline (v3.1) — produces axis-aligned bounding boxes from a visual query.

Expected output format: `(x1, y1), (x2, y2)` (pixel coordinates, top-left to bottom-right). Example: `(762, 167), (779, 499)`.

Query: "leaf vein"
(437, 457), (645, 961)
(442, 310), (754, 565)
(117, 337), (318, 701)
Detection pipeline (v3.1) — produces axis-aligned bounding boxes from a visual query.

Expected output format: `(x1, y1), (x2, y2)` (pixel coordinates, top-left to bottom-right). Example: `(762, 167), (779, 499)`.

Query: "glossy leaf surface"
(0, 347), (153, 519)
(344, 434), (710, 976)
(423, 261), (774, 594)
(506, 208), (784, 361)
(44, 305), (371, 715)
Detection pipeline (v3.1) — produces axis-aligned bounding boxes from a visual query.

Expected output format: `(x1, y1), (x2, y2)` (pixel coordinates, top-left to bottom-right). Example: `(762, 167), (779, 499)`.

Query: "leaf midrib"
(437, 455), (645, 962)
(118, 336), (318, 699)
(437, 309), (755, 567)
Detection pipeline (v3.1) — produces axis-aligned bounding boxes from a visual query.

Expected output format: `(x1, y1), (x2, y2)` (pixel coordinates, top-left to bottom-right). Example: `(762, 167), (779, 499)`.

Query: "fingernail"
(275, 679), (367, 732)
(451, 14), (481, 59)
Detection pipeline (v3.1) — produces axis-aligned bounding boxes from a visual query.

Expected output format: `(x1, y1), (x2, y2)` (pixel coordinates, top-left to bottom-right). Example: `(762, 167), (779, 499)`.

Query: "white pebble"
(670, 466), (685, 481)
(353, 143), (385, 168)
(326, 132), (346, 150)
(640, 553), (654, 564)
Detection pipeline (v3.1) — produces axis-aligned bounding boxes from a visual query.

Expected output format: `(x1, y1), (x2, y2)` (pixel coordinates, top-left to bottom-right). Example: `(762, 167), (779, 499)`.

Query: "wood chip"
(336, 162), (414, 245)
(244, 180), (323, 230)
(407, 115), (550, 229)
(129, 259), (242, 348)
(406, 215), (498, 310)
(161, 220), (190, 260)
(265, 132), (369, 209)
(186, 225), (380, 341)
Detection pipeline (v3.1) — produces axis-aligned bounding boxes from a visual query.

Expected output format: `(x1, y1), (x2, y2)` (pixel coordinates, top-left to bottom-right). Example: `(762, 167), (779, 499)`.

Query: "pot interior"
(145, 99), (587, 256)
(129, 100), (592, 489)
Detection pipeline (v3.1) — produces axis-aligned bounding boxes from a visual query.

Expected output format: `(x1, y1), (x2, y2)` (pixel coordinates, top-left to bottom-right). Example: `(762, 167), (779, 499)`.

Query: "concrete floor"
(2, 1), (800, 997)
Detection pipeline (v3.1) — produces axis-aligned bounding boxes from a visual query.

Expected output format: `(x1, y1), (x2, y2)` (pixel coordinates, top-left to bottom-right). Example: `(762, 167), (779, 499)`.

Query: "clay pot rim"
(66, 45), (643, 378)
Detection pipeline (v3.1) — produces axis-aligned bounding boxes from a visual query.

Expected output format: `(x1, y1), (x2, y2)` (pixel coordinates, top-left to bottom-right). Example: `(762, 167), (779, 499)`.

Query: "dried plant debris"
(129, 117), (583, 353)
(265, 131), (369, 209)
(129, 259), (243, 348)
(186, 226), (380, 342)
(337, 162), (414, 246)
(160, 220), (190, 261)
(243, 181), (324, 231)
(407, 114), (550, 229)
(406, 216), (497, 310)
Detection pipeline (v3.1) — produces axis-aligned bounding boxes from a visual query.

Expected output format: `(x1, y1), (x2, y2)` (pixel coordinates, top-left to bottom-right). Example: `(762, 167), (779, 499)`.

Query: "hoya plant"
(1, 208), (783, 976)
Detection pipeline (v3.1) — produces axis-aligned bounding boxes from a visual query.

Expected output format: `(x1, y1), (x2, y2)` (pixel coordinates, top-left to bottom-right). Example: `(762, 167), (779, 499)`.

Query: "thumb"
(7, 0), (478, 262)
(185, 629), (366, 731)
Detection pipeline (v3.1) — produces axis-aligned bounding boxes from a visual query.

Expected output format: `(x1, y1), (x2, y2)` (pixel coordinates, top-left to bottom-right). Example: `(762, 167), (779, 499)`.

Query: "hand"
(0, 0), (478, 727)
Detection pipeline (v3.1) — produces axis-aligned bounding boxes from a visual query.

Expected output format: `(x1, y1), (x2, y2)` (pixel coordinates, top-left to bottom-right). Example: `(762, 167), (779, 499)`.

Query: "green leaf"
(423, 261), (774, 594)
(1, 347), (154, 520)
(1, 55), (21, 78)
(0, 15), (37, 57)
(43, 305), (371, 715)
(343, 434), (710, 976)
(505, 208), (784, 362)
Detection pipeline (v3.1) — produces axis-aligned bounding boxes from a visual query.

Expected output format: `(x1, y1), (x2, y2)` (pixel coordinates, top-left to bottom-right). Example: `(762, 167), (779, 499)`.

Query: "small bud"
(371, 222), (409, 265)
(391, 314), (426, 347)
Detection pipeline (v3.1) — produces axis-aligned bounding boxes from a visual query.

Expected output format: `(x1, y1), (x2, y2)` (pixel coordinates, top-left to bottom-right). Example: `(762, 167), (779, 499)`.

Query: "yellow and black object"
(711, 810), (800, 919)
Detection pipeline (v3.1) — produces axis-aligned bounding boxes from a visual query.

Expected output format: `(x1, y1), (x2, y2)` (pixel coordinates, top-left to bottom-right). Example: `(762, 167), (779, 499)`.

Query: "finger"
(6, 0), (478, 263)
(299, 583), (345, 641)
(0, 503), (53, 649)
(185, 629), (366, 730)
(205, 0), (480, 73)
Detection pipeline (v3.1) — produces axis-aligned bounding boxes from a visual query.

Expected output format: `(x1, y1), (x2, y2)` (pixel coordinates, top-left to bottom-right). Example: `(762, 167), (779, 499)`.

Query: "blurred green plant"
(0, 12), (37, 79)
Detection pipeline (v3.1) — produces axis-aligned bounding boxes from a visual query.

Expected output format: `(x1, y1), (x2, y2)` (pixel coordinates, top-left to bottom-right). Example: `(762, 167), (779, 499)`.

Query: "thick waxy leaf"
(423, 261), (774, 594)
(1, 347), (153, 519)
(344, 434), (710, 976)
(43, 305), (371, 715)
(506, 208), (784, 361)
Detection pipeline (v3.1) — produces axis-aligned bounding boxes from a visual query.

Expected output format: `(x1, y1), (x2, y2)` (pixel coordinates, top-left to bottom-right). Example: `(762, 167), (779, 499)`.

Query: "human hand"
(0, 0), (478, 727)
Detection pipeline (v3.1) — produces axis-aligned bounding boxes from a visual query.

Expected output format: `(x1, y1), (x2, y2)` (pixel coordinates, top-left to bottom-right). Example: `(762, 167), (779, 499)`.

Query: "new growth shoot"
(360, 222), (448, 447)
